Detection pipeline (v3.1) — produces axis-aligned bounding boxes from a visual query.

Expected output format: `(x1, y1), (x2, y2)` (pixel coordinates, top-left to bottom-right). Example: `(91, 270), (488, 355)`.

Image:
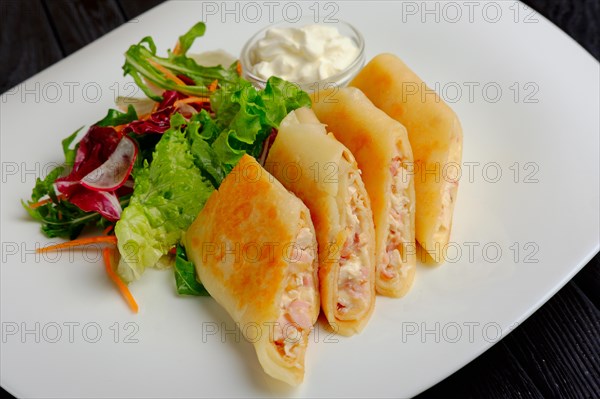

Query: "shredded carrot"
(36, 236), (118, 253)
(103, 247), (139, 313)
(208, 79), (218, 92)
(173, 41), (182, 56)
(29, 198), (53, 209)
(174, 96), (210, 108)
(236, 61), (242, 76)
(148, 59), (187, 86)
(29, 194), (66, 209)
(103, 225), (114, 235)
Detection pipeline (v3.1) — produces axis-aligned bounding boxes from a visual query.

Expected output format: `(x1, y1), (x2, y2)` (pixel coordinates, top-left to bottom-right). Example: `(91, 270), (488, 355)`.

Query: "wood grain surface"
(0, 1), (598, 398)
(43, 0), (125, 55)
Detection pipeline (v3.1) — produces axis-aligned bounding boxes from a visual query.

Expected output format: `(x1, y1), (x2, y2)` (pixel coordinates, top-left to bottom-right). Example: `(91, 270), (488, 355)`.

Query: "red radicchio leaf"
(66, 187), (123, 222)
(123, 90), (187, 135)
(80, 136), (137, 191)
(176, 74), (196, 86)
(159, 90), (188, 107)
(55, 126), (122, 195)
(55, 126), (132, 221)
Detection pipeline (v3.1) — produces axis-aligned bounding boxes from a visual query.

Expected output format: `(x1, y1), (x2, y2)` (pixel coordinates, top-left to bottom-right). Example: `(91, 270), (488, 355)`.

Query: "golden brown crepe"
(265, 108), (376, 336)
(185, 154), (319, 386)
(311, 87), (416, 297)
(350, 53), (463, 262)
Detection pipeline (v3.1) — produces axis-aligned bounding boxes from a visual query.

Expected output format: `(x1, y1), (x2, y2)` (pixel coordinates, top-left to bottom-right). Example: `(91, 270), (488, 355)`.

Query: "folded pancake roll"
(265, 108), (376, 336)
(185, 154), (319, 386)
(351, 53), (463, 262)
(311, 87), (416, 298)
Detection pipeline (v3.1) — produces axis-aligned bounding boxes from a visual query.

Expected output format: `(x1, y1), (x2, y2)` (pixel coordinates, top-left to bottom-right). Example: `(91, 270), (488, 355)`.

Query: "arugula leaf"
(30, 166), (63, 203)
(24, 129), (117, 240)
(62, 127), (82, 166)
(115, 113), (215, 282)
(122, 30), (240, 102)
(174, 245), (210, 296)
(23, 196), (125, 240)
(175, 22), (206, 56)
(96, 105), (138, 127)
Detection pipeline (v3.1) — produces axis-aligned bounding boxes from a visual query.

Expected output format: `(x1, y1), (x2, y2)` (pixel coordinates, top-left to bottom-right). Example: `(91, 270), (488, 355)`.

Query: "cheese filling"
(433, 131), (461, 244)
(436, 178), (458, 238)
(381, 156), (411, 281)
(274, 225), (316, 360)
(336, 169), (371, 320)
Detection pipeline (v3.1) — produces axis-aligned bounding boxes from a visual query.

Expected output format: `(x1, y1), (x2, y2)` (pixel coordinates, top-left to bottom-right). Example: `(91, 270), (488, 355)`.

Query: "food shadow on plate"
(194, 296), (300, 393)
(416, 242), (444, 267)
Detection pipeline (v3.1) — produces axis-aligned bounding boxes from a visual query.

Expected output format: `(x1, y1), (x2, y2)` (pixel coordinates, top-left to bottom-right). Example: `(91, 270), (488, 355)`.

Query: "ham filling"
(274, 225), (316, 360)
(336, 170), (371, 319)
(381, 156), (411, 281)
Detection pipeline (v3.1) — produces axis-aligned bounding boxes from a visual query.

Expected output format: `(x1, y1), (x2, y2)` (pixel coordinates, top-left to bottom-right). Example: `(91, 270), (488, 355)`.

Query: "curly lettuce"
(115, 114), (214, 282)
(193, 76), (311, 186)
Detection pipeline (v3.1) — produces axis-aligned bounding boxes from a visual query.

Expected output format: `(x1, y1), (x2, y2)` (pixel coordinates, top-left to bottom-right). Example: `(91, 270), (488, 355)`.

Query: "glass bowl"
(240, 18), (365, 92)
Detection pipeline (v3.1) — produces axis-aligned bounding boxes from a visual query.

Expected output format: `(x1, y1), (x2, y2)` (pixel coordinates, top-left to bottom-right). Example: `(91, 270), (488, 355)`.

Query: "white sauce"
(250, 24), (359, 82)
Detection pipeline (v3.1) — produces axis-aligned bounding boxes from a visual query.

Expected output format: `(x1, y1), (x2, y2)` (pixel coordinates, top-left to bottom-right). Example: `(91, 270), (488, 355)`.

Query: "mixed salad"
(23, 22), (311, 311)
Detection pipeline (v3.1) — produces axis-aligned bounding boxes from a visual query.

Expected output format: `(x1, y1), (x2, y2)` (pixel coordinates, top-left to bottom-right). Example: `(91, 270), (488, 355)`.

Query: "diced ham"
(302, 275), (311, 286)
(274, 225), (317, 359)
(286, 300), (312, 330)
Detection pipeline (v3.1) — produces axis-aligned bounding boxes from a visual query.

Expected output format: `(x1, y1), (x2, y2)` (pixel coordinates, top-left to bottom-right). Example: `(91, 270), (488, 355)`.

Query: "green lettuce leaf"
(194, 76), (311, 184)
(115, 114), (214, 282)
(258, 76), (312, 125)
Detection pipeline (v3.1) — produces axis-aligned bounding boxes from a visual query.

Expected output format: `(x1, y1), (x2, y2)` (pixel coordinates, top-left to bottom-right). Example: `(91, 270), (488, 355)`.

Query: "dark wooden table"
(1, 1), (598, 397)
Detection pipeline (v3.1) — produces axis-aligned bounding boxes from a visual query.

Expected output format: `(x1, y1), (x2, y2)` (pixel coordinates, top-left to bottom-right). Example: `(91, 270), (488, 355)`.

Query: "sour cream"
(249, 24), (360, 83)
